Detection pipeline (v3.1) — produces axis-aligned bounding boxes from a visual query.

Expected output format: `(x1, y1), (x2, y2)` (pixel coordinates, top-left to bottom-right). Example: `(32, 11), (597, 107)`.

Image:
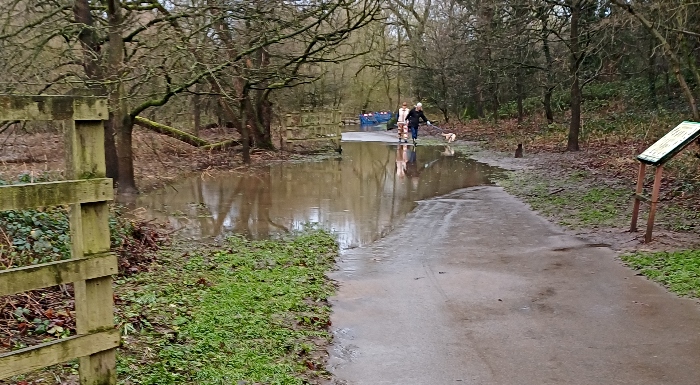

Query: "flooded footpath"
(128, 131), (700, 385)
(132, 140), (500, 249)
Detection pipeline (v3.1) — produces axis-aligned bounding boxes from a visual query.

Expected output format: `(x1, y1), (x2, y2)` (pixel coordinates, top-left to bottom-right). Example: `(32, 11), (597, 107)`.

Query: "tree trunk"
(240, 87), (251, 164)
(476, 86), (485, 118)
(569, 78), (582, 151)
(665, 62), (671, 101)
(492, 97), (499, 123)
(648, 37), (658, 108)
(543, 89), (554, 124)
(491, 81), (499, 123)
(254, 91), (274, 149)
(73, 0), (119, 181)
(106, 0), (136, 193)
(193, 83), (202, 137)
(116, 116), (137, 194)
(104, 119), (119, 181)
(216, 102), (224, 128)
(541, 7), (555, 125)
(516, 80), (524, 124)
(568, 1), (582, 152)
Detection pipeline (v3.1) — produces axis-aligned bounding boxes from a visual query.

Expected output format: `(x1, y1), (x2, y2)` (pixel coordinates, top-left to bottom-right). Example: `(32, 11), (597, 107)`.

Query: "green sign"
(637, 121), (700, 165)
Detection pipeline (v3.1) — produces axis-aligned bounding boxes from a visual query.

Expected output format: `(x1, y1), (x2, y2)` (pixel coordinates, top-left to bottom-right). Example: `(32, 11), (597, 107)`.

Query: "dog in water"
(441, 133), (456, 143)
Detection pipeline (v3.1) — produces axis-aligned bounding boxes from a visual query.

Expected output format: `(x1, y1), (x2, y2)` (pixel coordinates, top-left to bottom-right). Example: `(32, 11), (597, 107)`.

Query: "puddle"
(130, 142), (502, 249)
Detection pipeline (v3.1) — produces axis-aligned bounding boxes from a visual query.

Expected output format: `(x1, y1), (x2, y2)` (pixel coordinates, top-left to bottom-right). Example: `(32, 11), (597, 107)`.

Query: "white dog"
(441, 133), (456, 143)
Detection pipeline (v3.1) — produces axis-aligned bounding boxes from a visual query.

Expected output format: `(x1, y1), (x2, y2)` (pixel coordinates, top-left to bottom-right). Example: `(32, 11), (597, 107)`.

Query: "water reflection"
(133, 142), (501, 249)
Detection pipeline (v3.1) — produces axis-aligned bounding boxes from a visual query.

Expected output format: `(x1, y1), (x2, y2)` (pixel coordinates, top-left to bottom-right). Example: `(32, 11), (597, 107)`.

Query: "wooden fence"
(0, 96), (118, 384)
(282, 110), (342, 152)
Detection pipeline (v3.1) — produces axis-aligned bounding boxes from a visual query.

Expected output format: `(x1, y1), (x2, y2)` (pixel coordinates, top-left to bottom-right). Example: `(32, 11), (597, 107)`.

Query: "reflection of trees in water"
(136, 143), (495, 247)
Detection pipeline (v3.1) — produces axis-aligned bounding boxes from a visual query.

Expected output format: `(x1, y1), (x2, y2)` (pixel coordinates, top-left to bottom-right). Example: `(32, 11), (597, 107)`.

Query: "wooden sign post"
(631, 121), (700, 242)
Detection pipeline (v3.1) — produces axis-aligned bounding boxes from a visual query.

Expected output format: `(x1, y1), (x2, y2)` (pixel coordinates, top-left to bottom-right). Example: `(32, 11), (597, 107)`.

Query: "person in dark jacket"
(406, 102), (430, 144)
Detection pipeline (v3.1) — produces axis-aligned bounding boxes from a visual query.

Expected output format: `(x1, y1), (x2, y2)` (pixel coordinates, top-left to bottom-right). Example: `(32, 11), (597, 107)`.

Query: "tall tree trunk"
(543, 88), (554, 124)
(648, 36), (658, 108)
(107, 0), (136, 193)
(476, 85), (485, 118)
(541, 7), (555, 125)
(568, 1), (582, 151)
(216, 101), (224, 128)
(193, 83), (202, 137)
(115, 117), (136, 193)
(73, 0), (119, 181)
(665, 62), (672, 101)
(516, 78), (524, 124)
(104, 120), (119, 181)
(492, 84), (499, 124)
(240, 87), (251, 164)
(255, 90), (274, 149)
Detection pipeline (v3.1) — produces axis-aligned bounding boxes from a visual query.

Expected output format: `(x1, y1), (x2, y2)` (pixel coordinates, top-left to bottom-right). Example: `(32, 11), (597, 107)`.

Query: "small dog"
(441, 133), (456, 143)
(514, 143), (523, 158)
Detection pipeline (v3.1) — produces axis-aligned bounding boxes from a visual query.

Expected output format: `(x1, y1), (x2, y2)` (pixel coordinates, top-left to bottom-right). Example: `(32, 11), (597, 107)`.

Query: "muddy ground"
(0, 126), (290, 191)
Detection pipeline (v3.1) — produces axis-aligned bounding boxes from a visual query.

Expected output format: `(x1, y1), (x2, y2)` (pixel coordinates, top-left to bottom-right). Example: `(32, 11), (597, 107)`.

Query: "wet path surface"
(134, 139), (499, 249)
(328, 187), (700, 384)
(133, 130), (700, 384)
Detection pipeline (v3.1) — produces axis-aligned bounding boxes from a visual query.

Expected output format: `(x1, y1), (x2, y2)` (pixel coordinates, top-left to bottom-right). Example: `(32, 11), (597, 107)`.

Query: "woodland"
(1, 1), (700, 193)
(3, 2), (700, 383)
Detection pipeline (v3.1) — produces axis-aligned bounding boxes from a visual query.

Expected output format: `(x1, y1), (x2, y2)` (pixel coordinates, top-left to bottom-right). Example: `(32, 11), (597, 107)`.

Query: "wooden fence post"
(645, 166), (664, 244)
(0, 96), (116, 383)
(630, 162), (646, 232)
(66, 118), (116, 385)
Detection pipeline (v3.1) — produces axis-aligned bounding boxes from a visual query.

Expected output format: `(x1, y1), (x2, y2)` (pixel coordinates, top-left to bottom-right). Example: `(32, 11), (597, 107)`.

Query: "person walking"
(396, 102), (410, 143)
(406, 102), (430, 145)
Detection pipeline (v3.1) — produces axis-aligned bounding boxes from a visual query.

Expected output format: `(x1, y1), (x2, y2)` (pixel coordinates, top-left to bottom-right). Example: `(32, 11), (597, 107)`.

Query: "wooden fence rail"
(282, 110), (342, 151)
(0, 96), (117, 384)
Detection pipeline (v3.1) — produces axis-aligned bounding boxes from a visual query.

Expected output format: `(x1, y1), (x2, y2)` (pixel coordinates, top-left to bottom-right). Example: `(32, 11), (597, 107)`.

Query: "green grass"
(497, 171), (631, 228)
(622, 250), (700, 297)
(116, 230), (338, 385)
(498, 169), (700, 231)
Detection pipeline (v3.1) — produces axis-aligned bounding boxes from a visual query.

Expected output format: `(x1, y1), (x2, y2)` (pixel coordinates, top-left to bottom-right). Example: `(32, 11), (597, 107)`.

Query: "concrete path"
(342, 131), (402, 143)
(328, 187), (700, 385)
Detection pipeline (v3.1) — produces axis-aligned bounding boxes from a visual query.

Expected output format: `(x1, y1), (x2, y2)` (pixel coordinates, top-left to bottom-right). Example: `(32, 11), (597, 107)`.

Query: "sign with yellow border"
(637, 121), (700, 165)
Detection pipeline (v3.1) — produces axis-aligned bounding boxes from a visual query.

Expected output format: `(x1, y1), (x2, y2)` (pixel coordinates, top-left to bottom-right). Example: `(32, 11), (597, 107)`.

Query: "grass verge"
(497, 169), (699, 232)
(622, 250), (700, 298)
(116, 230), (337, 385)
(496, 170), (631, 229)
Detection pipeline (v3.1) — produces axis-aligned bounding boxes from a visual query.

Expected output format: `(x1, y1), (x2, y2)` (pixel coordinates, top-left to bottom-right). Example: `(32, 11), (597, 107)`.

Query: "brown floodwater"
(132, 142), (501, 249)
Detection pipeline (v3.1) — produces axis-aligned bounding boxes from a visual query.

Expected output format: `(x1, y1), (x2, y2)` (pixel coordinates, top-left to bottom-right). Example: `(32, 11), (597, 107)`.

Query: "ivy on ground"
(116, 230), (338, 385)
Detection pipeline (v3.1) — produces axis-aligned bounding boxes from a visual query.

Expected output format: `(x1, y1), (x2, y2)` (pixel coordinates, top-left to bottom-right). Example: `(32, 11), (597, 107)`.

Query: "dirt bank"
(0, 127), (291, 191)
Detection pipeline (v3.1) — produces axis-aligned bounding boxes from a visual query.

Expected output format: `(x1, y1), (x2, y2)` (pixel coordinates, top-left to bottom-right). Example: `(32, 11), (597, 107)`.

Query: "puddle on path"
(131, 142), (502, 249)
